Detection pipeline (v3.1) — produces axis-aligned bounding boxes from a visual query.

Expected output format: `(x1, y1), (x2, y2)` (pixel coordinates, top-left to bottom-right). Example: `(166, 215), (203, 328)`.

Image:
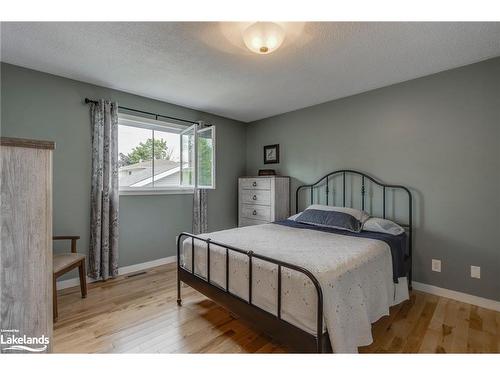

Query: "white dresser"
(238, 176), (290, 227)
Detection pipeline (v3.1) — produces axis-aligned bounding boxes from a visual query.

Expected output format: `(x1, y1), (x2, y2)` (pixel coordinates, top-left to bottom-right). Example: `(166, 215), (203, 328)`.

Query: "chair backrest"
(53, 236), (80, 253)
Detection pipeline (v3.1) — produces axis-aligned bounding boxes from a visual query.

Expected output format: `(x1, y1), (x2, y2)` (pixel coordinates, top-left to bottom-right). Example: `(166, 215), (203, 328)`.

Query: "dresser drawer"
(239, 217), (269, 227)
(241, 204), (271, 222)
(240, 189), (271, 205)
(240, 178), (271, 190)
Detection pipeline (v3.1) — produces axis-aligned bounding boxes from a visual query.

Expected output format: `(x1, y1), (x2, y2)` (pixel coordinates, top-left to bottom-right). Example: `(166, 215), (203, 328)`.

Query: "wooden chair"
(52, 236), (87, 322)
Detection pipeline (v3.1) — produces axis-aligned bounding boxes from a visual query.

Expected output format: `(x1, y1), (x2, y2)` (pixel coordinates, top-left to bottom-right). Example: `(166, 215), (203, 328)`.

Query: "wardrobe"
(1, 137), (54, 353)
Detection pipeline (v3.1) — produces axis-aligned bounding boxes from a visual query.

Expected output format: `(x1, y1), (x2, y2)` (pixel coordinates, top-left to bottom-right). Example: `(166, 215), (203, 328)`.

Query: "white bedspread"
(181, 223), (408, 353)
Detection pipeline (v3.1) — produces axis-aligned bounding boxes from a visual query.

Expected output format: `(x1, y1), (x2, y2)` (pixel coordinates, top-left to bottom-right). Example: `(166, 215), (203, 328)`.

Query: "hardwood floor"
(53, 263), (499, 353)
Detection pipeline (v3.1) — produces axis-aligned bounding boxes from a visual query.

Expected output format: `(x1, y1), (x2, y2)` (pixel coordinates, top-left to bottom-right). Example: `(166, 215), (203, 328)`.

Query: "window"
(180, 122), (216, 189)
(118, 113), (215, 194)
(197, 127), (215, 188)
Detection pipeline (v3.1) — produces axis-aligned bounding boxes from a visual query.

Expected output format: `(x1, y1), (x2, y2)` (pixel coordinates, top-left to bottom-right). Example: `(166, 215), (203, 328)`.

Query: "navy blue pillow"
(295, 209), (363, 233)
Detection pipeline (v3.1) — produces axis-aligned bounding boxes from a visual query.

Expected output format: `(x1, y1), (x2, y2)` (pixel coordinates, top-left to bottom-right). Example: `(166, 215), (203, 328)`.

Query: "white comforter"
(181, 223), (408, 353)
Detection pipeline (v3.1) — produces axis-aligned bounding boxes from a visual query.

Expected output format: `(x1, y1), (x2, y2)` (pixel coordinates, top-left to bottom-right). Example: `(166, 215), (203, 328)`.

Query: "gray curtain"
(88, 99), (119, 280)
(193, 188), (208, 234)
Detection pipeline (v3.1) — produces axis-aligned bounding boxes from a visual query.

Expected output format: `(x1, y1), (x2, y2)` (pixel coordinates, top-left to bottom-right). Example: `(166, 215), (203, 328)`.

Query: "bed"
(176, 170), (413, 353)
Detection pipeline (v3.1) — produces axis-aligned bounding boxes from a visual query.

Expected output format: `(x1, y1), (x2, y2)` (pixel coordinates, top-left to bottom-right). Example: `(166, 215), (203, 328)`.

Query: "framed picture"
(263, 144), (280, 164)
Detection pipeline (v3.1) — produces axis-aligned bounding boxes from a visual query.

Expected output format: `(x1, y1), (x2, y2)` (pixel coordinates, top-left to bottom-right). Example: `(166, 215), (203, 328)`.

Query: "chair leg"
(53, 275), (58, 323)
(79, 260), (87, 298)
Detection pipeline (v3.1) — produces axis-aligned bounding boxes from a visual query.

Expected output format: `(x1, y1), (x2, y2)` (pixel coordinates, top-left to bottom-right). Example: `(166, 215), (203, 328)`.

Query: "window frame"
(117, 113), (193, 196)
(179, 122), (216, 190)
(196, 125), (216, 189)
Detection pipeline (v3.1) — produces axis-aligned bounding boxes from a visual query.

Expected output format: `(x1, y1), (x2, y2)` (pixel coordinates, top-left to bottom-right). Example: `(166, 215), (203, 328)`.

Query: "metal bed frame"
(177, 169), (412, 353)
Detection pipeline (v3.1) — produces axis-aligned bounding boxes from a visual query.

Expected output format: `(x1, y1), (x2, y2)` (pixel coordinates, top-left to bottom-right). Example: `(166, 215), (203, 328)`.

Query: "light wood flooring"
(53, 263), (499, 353)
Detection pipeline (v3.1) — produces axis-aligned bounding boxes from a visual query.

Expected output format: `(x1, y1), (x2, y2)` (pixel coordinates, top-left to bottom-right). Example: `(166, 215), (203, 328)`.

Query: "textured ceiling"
(2, 22), (500, 122)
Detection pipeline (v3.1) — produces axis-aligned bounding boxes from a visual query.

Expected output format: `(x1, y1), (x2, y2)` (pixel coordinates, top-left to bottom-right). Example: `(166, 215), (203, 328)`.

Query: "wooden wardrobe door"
(1, 138), (54, 353)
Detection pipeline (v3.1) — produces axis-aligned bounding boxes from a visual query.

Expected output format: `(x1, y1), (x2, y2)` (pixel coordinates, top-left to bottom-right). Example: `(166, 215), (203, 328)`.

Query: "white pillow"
(305, 204), (370, 224)
(363, 217), (405, 235)
(288, 213), (301, 221)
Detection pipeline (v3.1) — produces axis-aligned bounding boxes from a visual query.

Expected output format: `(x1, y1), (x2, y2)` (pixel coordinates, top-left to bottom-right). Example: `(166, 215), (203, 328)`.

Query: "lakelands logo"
(1, 329), (49, 352)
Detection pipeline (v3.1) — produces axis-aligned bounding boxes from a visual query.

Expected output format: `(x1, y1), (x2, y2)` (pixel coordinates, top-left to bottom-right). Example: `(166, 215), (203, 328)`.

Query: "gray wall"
(2, 59), (499, 300)
(1, 63), (247, 279)
(246, 57), (500, 300)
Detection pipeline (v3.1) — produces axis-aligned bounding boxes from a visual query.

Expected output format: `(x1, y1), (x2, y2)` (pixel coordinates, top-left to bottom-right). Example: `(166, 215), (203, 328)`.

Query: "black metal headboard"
(296, 169), (413, 285)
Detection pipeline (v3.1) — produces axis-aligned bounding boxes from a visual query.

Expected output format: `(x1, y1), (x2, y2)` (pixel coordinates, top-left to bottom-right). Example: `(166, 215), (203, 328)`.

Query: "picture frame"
(263, 144), (280, 164)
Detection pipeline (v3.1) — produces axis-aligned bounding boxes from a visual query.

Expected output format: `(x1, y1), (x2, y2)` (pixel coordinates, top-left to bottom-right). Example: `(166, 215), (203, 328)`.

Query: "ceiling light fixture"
(242, 22), (286, 55)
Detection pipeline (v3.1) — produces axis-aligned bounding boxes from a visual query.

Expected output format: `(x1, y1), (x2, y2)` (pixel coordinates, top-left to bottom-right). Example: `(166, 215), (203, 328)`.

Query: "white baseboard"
(412, 281), (500, 312)
(118, 256), (176, 275)
(56, 256), (177, 290)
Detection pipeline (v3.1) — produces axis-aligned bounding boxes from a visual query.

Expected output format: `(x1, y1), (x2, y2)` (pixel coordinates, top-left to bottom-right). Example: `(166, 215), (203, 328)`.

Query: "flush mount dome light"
(242, 22), (286, 55)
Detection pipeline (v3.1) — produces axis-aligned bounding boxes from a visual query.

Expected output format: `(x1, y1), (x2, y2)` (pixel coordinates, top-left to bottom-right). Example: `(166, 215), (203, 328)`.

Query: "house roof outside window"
(119, 159), (180, 187)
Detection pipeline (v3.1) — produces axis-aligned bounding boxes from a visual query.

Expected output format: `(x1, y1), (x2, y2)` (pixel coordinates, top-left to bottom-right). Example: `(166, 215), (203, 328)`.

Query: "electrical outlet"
(471, 266), (481, 279)
(432, 259), (441, 272)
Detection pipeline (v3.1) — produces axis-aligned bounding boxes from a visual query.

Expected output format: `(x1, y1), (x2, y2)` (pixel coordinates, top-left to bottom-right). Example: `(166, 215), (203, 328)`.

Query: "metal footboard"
(176, 232), (325, 353)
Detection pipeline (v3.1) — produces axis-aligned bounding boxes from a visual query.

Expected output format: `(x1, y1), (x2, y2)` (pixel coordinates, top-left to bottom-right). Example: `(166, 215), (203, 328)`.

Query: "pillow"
(305, 205), (370, 223)
(287, 212), (301, 221)
(362, 217), (405, 235)
(295, 205), (369, 233)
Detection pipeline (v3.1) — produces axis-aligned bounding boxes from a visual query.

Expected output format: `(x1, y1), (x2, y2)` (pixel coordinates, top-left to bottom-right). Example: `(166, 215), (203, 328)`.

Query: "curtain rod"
(84, 98), (198, 125)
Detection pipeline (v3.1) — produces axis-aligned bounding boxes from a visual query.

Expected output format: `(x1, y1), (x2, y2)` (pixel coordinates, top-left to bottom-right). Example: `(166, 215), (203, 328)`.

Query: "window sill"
(119, 188), (194, 196)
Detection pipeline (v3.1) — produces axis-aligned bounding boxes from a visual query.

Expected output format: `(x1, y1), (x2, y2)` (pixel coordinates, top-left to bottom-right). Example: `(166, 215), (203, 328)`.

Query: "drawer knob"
(252, 195), (257, 200)
(252, 210), (257, 215)
(252, 181), (257, 187)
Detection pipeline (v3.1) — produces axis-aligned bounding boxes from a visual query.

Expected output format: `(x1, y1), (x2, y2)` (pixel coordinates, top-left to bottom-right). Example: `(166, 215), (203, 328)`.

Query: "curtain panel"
(88, 99), (119, 280)
(193, 188), (208, 234)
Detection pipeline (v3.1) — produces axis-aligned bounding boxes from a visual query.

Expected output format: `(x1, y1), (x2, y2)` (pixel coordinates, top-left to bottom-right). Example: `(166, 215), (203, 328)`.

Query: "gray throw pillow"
(295, 208), (365, 233)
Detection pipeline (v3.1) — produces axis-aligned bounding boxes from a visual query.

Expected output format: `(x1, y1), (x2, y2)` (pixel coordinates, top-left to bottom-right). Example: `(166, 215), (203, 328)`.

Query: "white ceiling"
(2, 22), (500, 122)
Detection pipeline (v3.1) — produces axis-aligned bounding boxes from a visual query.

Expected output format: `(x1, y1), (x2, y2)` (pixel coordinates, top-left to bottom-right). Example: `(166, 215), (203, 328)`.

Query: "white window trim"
(179, 122), (216, 190)
(118, 113), (190, 194)
(118, 114), (215, 194)
(197, 125), (216, 190)
(119, 186), (194, 196)
(119, 113), (186, 134)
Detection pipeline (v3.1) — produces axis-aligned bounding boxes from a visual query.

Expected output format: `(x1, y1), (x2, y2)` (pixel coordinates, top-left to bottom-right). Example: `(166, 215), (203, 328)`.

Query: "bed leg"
(177, 270), (182, 306)
(176, 234), (182, 306)
(408, 268), (413, 291)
